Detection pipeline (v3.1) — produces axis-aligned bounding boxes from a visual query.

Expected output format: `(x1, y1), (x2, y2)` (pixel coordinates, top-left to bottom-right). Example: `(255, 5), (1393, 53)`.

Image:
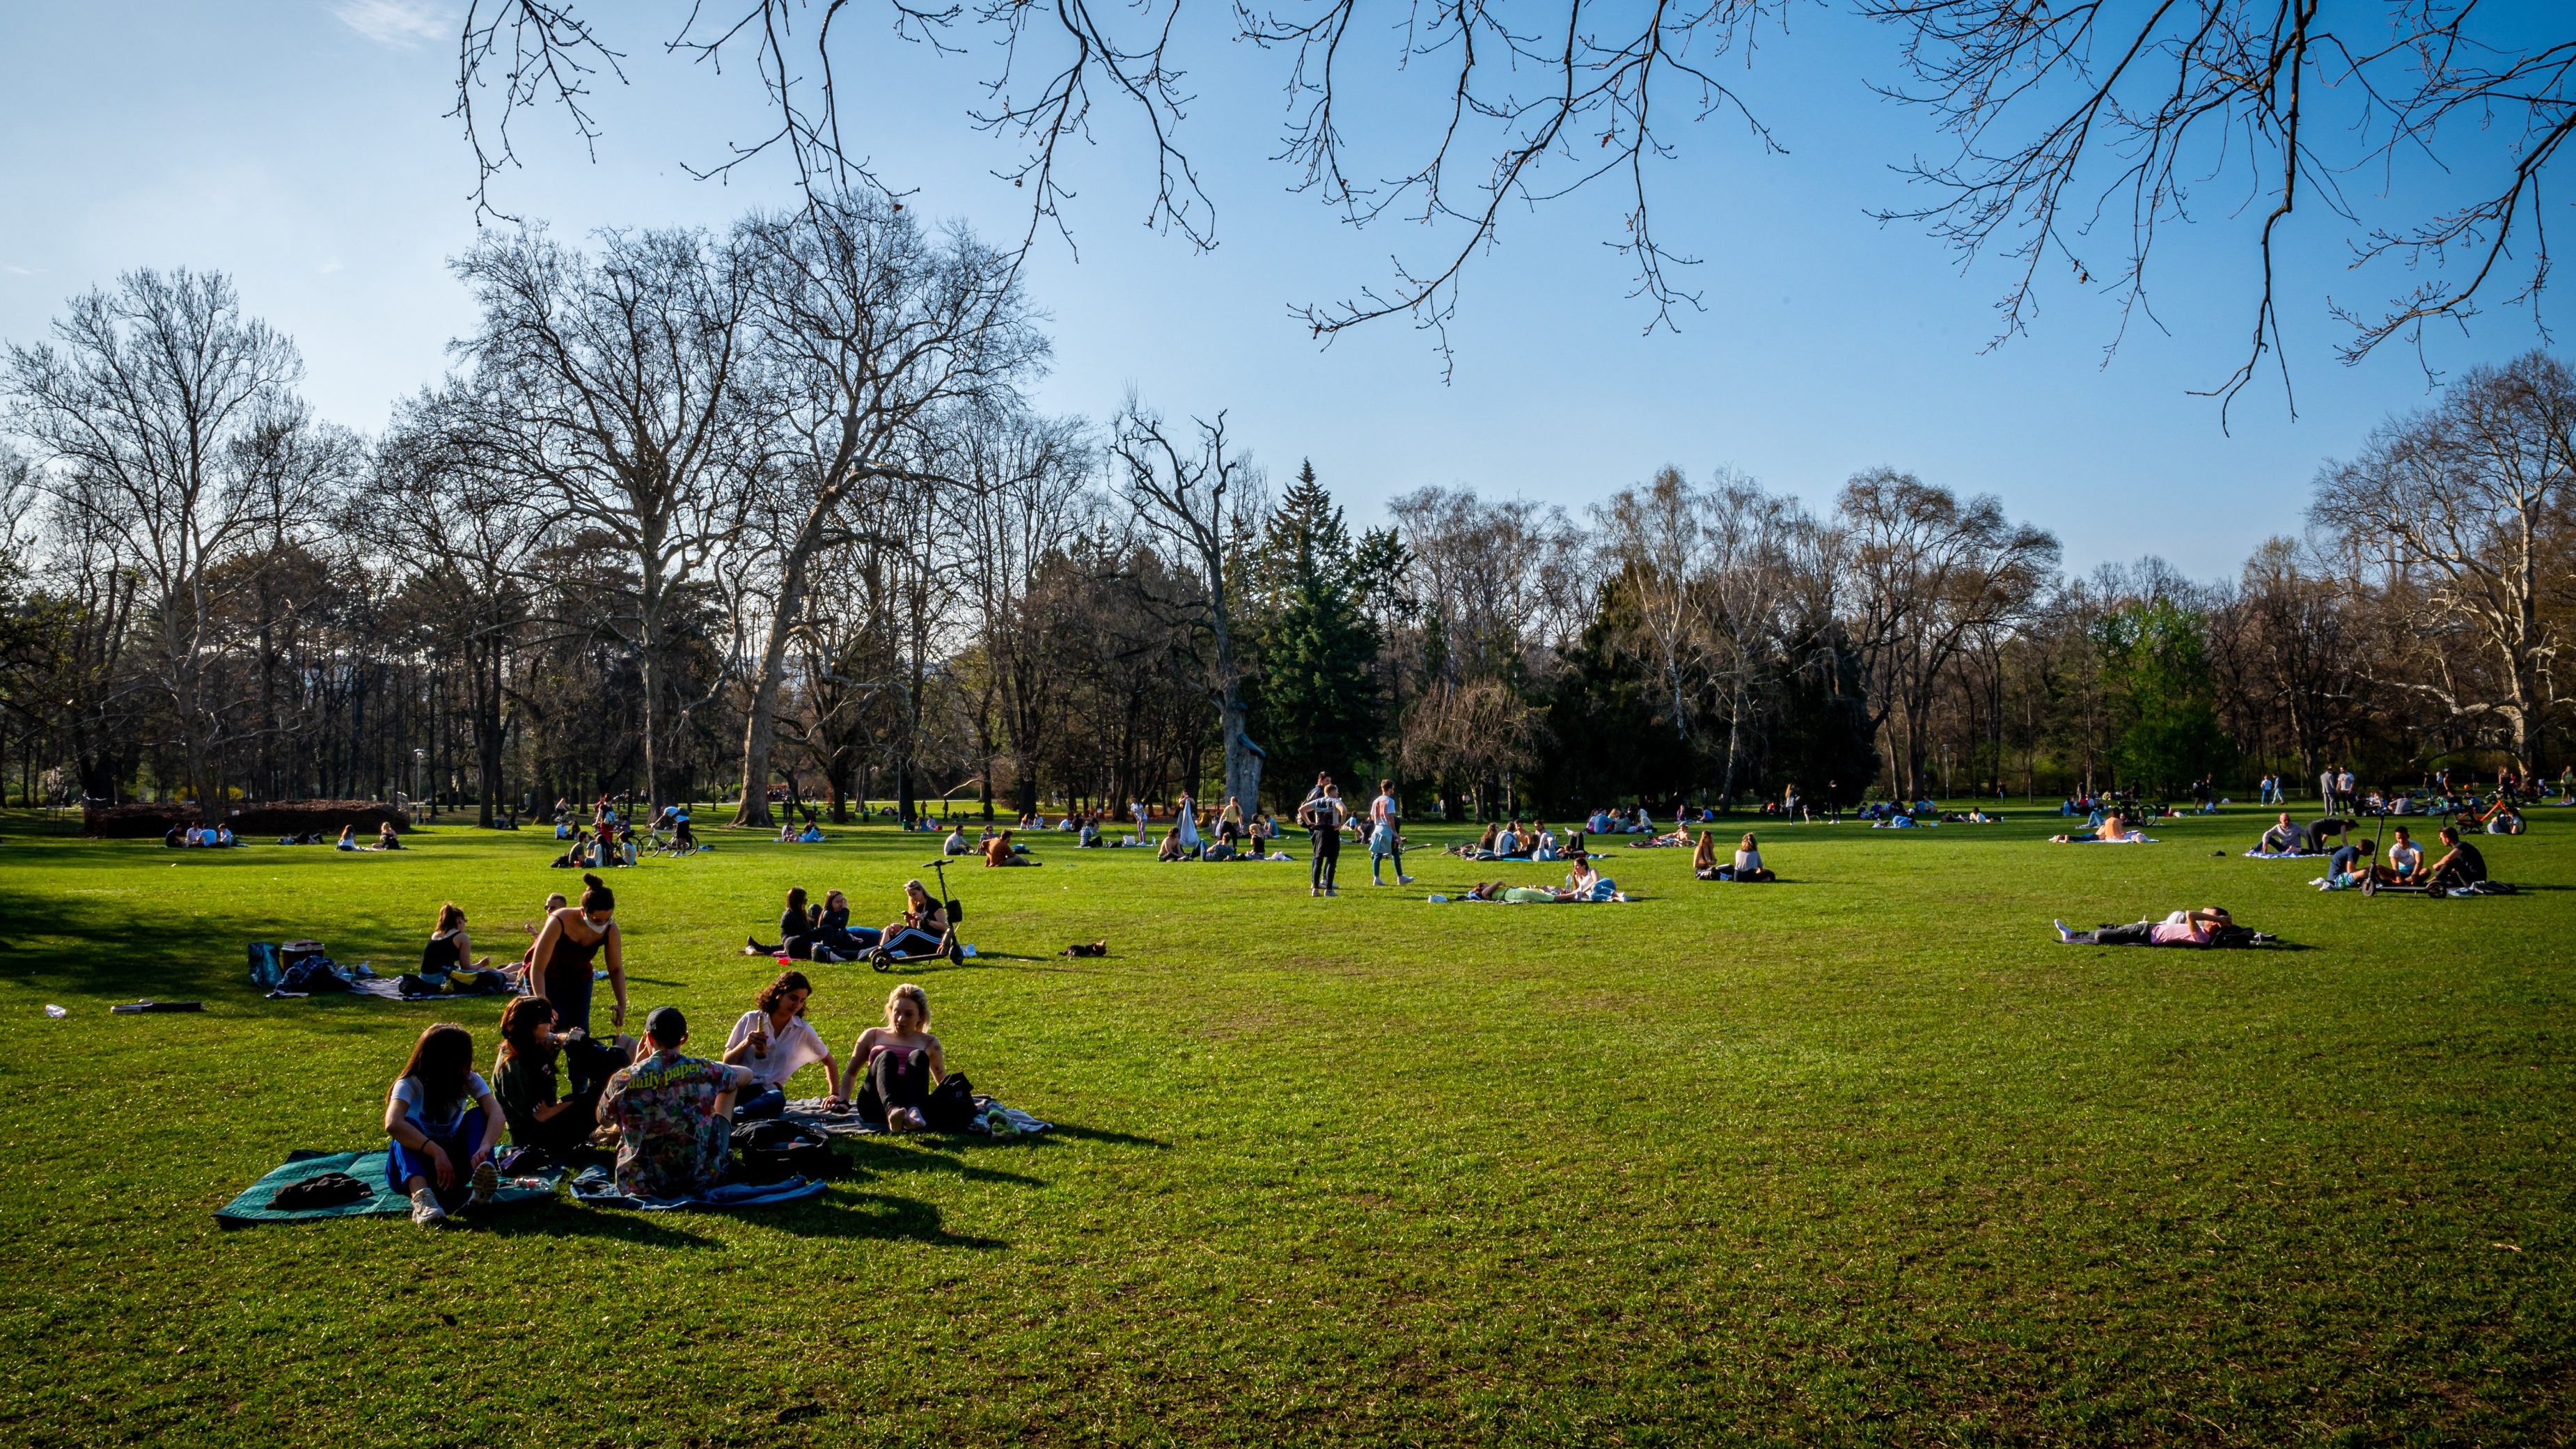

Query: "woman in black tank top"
(529, 873), (626, 1039)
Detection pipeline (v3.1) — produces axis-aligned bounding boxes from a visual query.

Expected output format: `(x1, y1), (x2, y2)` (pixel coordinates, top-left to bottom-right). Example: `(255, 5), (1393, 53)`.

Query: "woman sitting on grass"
(848, 983), (946, 1131)
(1156, 829), (1186, 862)
(1692, 830), (1721, 879)
(376, 822), (405, 851)
(811, 888), (879, 957)
(413, 903), (503, 994)
(336, 824), (360, 852)
(491, 995), (633, 1159)
(1697, 831), (1775, 882)
(384, 1021), (506, 1227)
(876, 879), (956, 962)
(1452, 822), (1501, 860)
(723, 970), (843, 1119)
(744, 886), (824, 960)
(2053, 907), (2233, 947)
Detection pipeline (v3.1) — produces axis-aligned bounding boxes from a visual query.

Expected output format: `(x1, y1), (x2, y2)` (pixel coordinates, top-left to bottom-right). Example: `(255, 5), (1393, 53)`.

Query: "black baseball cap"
(644, 1005), (687, 1045)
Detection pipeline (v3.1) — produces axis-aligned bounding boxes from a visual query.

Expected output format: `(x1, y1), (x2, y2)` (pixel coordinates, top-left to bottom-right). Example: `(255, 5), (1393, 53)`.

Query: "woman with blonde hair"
(874, 879), (957, 963)
(847, 984), (947, 1131)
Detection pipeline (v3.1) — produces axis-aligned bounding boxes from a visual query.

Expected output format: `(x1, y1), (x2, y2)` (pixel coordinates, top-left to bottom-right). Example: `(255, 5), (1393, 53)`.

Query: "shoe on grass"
(2053, 919), (2074, 943)
(469, 1159), (497, 1208)
(409, 1189), (447, 1228)
(1399, 875), (1415, 885)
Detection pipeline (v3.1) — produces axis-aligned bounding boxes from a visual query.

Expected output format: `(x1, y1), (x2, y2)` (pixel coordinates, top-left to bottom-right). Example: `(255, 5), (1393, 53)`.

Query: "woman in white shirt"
(723, 971), (843, 1118)
(1731, 831), (1775, 882)
(384, 1022), (506, 1226)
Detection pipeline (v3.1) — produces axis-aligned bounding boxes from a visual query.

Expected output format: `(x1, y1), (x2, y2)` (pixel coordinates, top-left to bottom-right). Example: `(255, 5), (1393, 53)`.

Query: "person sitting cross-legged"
(2383, 827), (2424, 884)
(986, 828), (1039, 866)
(2257, 813), (2306, 854)
(596, 1006), (757, 1200)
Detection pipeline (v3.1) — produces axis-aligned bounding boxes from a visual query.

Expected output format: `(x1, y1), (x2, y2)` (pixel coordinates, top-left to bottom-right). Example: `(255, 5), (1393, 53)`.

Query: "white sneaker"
(409, 1189), (447, 1228)
(469, 1159), (498, 1208)
(2053, 919), (2074, 943)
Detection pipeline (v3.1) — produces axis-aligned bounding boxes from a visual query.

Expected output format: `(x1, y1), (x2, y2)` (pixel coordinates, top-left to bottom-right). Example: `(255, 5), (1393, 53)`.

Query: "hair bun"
(582, 872), (604, 888)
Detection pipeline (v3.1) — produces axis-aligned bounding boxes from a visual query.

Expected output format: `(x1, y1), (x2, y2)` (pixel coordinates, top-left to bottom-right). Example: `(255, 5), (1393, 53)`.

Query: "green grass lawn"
(1, 804), (2568, 1446)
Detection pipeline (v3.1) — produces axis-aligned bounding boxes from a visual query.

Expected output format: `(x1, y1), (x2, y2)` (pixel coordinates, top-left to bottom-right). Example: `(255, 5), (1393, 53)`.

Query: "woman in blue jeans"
(383, 1022), (506, 1227)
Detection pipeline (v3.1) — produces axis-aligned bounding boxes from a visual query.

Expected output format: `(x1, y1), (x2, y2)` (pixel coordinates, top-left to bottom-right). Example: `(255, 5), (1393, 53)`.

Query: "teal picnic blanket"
(216, 1149), (563, 1227)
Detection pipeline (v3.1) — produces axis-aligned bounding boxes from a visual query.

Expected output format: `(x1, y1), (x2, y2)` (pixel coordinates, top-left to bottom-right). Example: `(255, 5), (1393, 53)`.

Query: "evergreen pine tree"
(1248, 461), (1380, 799)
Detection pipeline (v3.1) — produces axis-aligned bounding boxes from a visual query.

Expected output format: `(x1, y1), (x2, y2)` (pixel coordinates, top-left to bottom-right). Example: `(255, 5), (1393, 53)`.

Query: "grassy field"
(0, 803), (2568, 1446)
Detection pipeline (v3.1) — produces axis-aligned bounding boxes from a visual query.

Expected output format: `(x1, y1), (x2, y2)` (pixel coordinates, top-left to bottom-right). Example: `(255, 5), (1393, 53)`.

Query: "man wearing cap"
(597, 1006), (758, 1198)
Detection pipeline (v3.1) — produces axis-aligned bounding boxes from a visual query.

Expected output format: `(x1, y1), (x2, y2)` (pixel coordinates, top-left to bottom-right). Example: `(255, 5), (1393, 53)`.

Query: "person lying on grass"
(847, 983), (946, 1131)
(492, 995), (635, 1159)
(723, 970), (843, 1120)
(2049, 812), (2143, 843)
(597, 1006), (757, 1200)
(384, 1021), (506, 1227)
(986, 829), (1039, 866)
(2053, 907), (2234, 947)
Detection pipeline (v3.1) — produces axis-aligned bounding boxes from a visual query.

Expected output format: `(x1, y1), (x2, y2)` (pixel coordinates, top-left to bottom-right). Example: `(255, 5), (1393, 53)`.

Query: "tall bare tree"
(725, 192), (1047, 827)
(1836, 469), (2059, 800)
(1111, 401), (1267, 811)
(453, 226), (759, 811)
(3, 269), (309, 815)
(2315, 351), (2576, 773)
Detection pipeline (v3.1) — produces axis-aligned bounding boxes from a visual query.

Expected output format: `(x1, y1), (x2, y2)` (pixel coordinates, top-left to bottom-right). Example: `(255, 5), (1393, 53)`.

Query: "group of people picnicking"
(741, 879), (961, 964)
(2254, 814), (2492, 892)
(385, 960), (955, 1225)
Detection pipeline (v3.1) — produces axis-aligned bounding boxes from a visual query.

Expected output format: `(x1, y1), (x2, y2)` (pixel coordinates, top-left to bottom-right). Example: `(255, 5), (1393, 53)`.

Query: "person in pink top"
(2052, 907), (2232, 947)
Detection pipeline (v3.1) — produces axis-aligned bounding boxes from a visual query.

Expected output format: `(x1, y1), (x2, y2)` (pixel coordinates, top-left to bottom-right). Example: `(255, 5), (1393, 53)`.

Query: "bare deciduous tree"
(3, 269), (308, 815)
(2316, 351), (2576, 773)
(453, 226), (760, 810)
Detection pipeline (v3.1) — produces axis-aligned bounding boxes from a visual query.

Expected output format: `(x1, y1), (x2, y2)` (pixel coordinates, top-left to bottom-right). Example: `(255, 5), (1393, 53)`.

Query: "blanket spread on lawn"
(567, 1166), (827, 1211)
(780, 1095), (1055, 1141)
(216, 1149), (563, 1227)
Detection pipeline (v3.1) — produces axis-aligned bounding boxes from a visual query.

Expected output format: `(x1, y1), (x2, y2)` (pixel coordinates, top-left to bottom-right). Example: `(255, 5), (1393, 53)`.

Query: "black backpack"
(735, 1119), (835, 1182)
(922, 1072), (979, 1133)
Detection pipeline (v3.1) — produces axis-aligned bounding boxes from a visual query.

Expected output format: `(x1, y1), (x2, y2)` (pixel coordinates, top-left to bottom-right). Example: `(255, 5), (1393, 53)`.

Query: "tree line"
(3, 203), (2571, 825)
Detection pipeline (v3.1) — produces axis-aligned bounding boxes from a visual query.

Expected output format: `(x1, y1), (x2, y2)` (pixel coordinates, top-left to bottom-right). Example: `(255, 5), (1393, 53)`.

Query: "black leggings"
(1310, 829), (1340, 890)
(860, 1048), (934, 1124)
(2067, 922), (2156, 946)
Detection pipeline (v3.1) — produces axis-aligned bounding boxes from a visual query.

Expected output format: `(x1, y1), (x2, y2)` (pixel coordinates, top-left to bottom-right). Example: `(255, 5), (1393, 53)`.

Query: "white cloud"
(333, 0), (449, 49)
(3, 263), (39, 276)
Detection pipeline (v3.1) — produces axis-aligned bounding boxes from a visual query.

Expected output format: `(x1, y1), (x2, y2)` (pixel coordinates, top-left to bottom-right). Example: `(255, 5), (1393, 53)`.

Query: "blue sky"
(2, 1), (2559, 579)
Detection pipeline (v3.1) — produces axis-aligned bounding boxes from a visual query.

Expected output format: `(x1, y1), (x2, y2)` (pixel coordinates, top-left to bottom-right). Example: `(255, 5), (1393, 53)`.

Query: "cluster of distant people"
(164, 820), (405, 850)
(549, 795), (704, 866)
(742, 880), (961, 965)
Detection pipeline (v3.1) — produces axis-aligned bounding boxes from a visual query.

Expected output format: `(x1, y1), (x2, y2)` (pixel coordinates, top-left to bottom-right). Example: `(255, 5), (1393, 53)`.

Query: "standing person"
(382, 1022), (506, 1227)
(525, 875), (629, 1095)
(1218, 795), (1245, 847)
(1174, 791), (1202, 855)
(1368, 778), (1412, 886)
(2319, 766), (2339, 811)
(1298, 773), (1347, 897)
(1129, 798), (1151, 844)
(723, 971), (843, 1119)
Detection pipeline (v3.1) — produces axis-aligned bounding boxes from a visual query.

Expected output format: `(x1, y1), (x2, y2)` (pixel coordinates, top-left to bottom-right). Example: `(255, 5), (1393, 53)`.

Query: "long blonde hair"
(885, 982), (930, 1031)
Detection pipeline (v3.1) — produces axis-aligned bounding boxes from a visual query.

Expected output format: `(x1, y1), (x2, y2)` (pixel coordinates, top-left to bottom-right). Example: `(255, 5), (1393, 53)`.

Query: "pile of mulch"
(82, 799), (411, 838)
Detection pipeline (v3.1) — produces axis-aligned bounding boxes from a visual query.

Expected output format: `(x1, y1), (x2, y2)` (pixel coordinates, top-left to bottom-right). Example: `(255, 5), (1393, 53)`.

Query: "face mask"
(583, 913), (608, 932)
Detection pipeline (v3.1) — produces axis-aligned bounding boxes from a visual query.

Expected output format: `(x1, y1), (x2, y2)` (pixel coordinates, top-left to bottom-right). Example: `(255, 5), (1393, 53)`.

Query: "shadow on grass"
(1044, 1123), (1171, 1150)
(476, 1208), (721, 1249)
(0, 881), (252, 1001)
(767, 1191), (1005, 1248)
(834, 1138), (1048, 1186)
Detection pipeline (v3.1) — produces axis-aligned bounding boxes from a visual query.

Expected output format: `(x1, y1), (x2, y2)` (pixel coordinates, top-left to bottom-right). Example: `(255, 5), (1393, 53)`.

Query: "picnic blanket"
(216, 1149), (564, 1228)
(567, 1165), (827, 1212)
(2243, 849), (2323, 859)
(349, 976), (528, 1003)
(780, 1095), (1055, 1141)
